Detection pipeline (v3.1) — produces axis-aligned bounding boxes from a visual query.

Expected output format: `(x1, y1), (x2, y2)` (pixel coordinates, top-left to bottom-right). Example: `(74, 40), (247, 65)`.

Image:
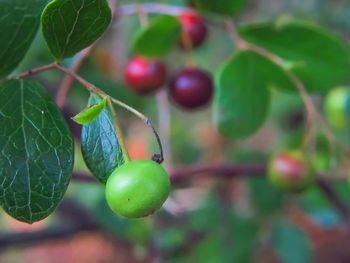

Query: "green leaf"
(239, 20), (350, 92)
(81, 94), (124, 184)
(41, 0), (112, 60)
(229, 215), (258, 263)
(249, 177), (285, 215)
(191, 232), (227, 263)
(0, 0), (47, 79)
(0, 80), (74, 223)
(132, 15), (181, 58)
(194, 0), (246, 16)
(214, 50), (286, 138)
(271, 219), (313, 263)
(72, 97), (107, 124)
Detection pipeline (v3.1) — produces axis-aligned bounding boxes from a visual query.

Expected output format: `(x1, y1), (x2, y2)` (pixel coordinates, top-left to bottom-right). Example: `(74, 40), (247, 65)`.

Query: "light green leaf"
(239, 20), (350, 92)
(72, 97), (107, 124)
(132, 15), (181, 58)
(0, 0), (47, 79)
(41, 0), (112, 60)
(271, 219), (313, 263)
(215, 50), (293, 138)
(0, 80), (74, 223)
(81, 94), (124, 184)
(194, 0), (246, 16)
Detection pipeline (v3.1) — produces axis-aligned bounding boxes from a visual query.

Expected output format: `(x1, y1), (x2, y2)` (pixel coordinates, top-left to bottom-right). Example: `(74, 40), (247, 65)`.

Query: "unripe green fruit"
(268, 151), (315, 192)
(324, 87), (350, 129)
(105, 160), (171, 218)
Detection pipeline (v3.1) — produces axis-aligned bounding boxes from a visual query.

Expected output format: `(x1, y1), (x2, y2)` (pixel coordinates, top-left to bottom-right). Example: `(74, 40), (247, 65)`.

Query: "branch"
(72, 163), (266, 185)
(9, 63), (57, 80)
(55, 48), (93, 108)
(1, 164), (349, 250)
(0, 223), (98, 251)
(224, 19), (339, 151)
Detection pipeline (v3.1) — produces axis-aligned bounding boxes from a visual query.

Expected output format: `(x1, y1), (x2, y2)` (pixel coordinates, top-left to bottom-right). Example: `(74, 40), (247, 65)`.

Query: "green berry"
(324, 87), (350, 129)
(105, 160), (171, 218)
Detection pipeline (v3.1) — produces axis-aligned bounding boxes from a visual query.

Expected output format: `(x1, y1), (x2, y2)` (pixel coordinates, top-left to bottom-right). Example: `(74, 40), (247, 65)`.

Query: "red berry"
(124, 57), (167, 94)
(169, 68), (213, 109)
(178, 12), (208, 49)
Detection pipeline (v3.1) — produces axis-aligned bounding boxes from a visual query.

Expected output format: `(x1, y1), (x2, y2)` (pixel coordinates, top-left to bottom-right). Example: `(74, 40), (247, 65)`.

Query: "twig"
(9, 63), (57, 80)
(54, 63), (106, 95)
(54, 64), (164, 163)
(0, 223), (99, 251)
(224, 19), (337, 151)
(72, 164), (347, 185)
(72, 163), (266, 185)
(1, 165), (349, 250)
(225, 19), (316, 147)
(71, 163), (350, 226)
(55, 48), (93, 108)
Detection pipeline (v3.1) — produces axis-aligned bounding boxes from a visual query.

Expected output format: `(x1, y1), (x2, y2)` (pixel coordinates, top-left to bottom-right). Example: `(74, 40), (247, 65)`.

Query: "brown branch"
(9, 63), (57, 80)
(169, 163), (266, 184)
(71, 163), (266, 185)
(72, 163), (350, 225)
(0, 224), (99, 251)
(55, 48), (93, 108)
(1, 164), (349, 250)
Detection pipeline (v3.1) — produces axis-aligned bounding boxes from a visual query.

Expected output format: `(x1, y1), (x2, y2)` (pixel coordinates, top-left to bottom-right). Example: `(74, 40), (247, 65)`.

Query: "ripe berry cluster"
(124, 11), (213, 110)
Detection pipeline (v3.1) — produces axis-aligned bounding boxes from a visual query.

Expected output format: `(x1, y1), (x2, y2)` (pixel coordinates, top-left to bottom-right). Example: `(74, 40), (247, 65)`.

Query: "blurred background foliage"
(2, 0), (350, 262)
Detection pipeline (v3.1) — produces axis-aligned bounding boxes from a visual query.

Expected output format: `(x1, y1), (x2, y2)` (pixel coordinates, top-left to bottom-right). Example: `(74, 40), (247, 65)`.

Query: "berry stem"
(54, 63), (165, 164)
(156, 90), (172, 167)
(110, 98), (164, 164)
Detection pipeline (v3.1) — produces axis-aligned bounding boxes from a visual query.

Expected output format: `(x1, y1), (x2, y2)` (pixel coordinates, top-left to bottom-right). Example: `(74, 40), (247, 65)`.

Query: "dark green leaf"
(194, 0), (246, 16)
(81, 94), (124, 184)
(191, 232), (227, 263)
(239, 20), (350, 92)
(41, 0), (112, 60)
(249, 177), (285, 215)
(0, 80), (74, 223)
(72, 97), (106, 124)
(0, 0), (47, 79)
(271, 219), (313, 263)
(214, 50), (281, 138)
(132, 15), (181, 58)
(229, 215), (258, 263)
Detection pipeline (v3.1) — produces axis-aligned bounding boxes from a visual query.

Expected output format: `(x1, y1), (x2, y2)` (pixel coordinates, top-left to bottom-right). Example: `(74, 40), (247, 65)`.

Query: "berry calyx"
(169, 68), (213, 109)
(124, 56), (167, 94)
(105, 160), (170, 218)
(178, 12), (208, 49)
(268, 151), (315, 192)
